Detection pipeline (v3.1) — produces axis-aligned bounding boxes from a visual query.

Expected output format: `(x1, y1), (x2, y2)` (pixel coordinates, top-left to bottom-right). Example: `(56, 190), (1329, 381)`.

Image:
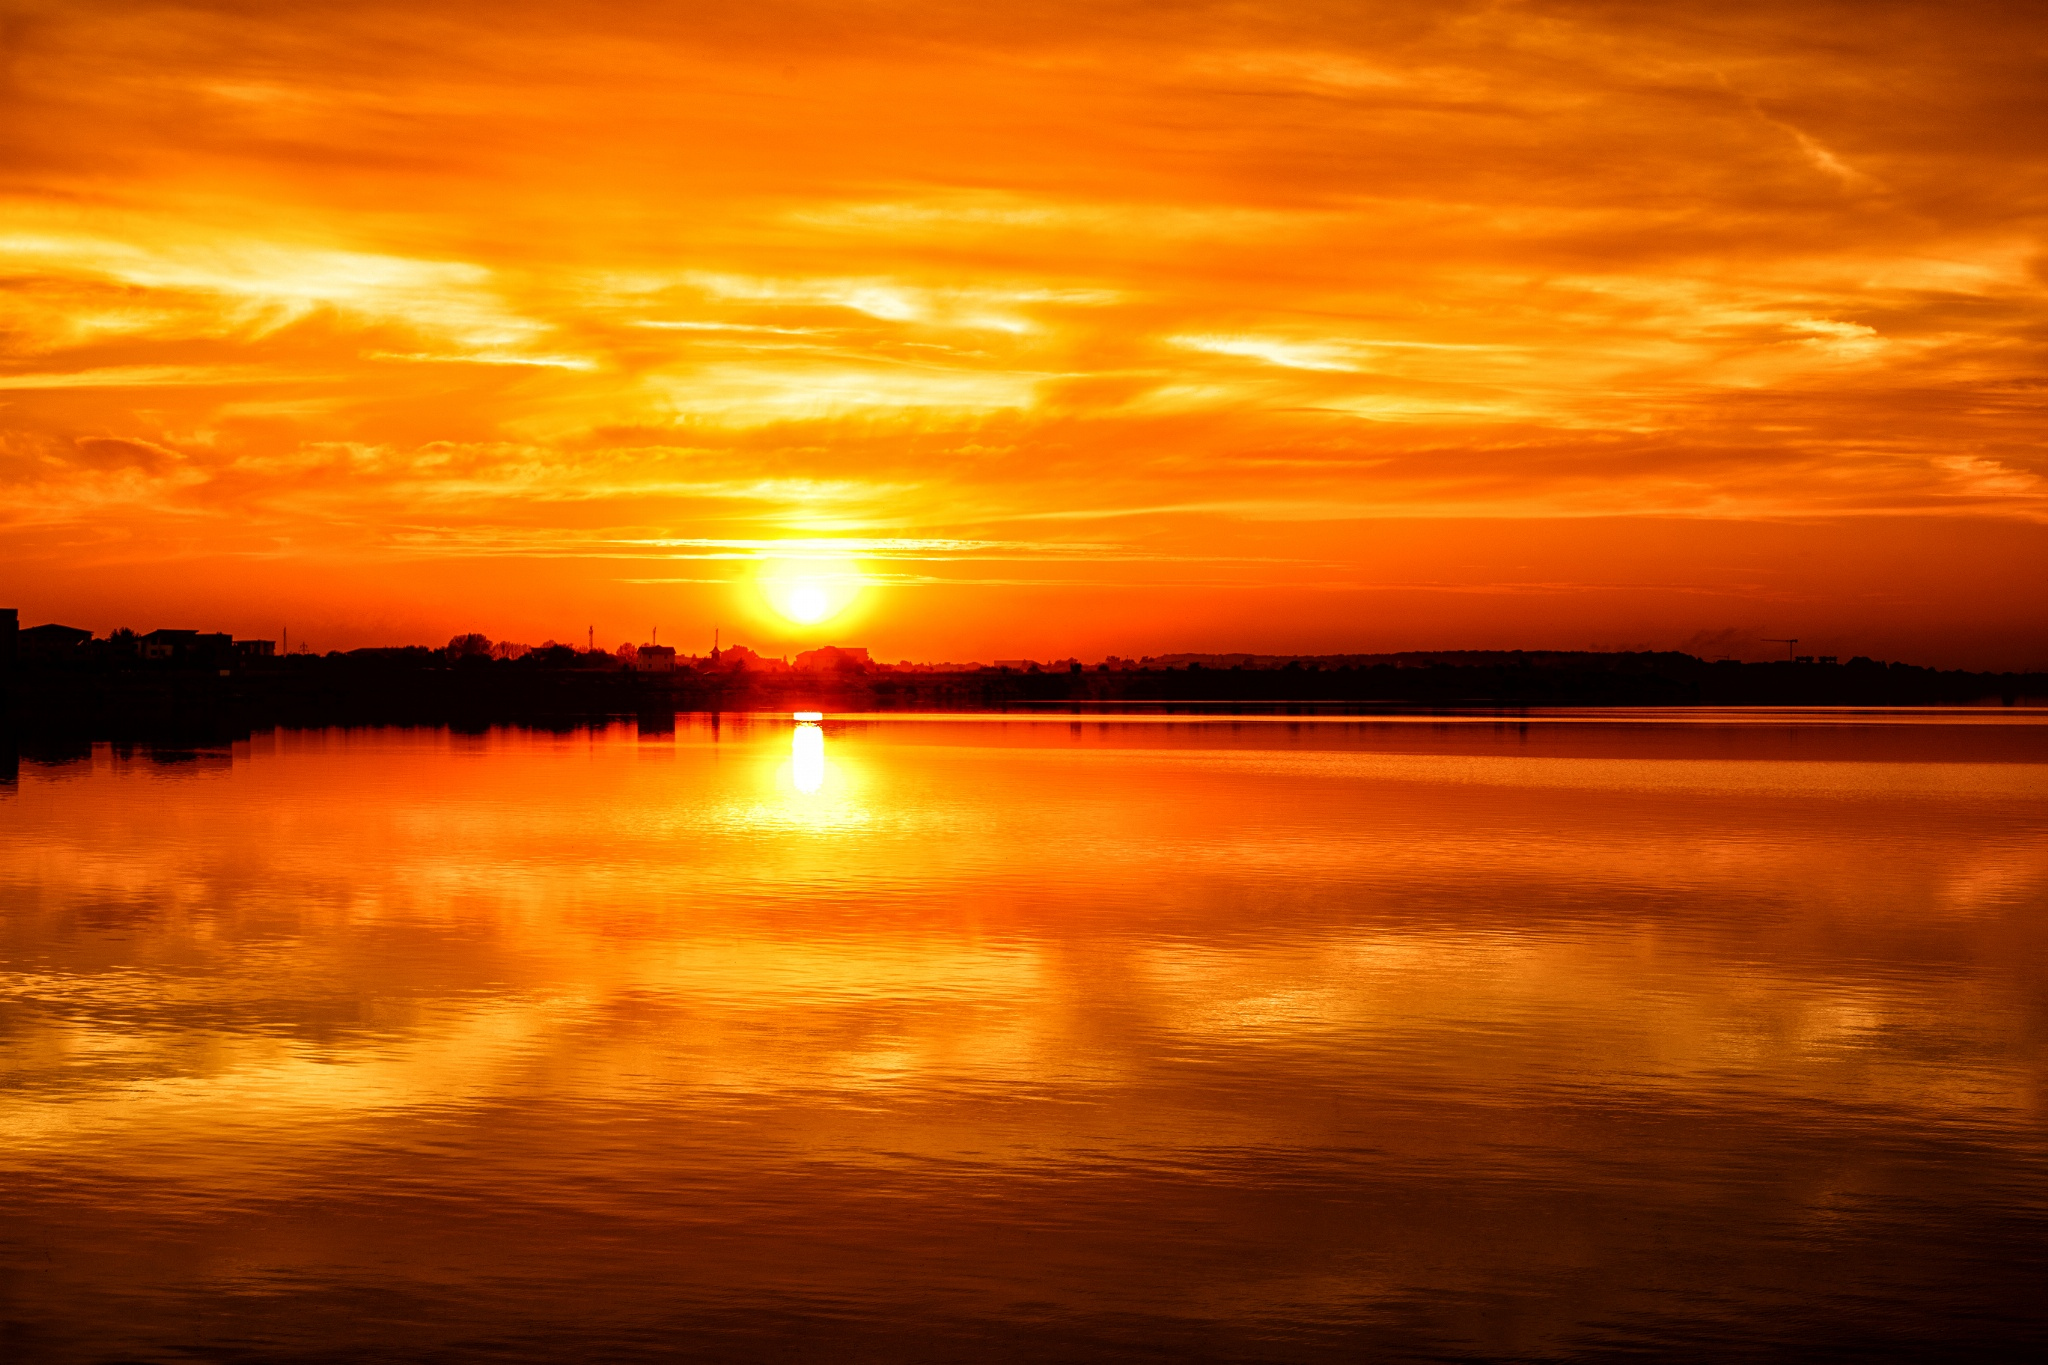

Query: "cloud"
(72, 436), (180, 473)
(1169, 335), (1361, 372)
(1, 0), (2045, 659)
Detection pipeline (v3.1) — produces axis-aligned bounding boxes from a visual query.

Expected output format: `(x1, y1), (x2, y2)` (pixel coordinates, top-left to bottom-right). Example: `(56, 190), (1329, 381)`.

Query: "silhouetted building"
(141, 629), (233, 666)
(711, 644), (788, 672)
(635, 644), (676, 672)
(236, 639), (276, 660)
(20, 623), (92, 661)
(794, 645), (870, 673)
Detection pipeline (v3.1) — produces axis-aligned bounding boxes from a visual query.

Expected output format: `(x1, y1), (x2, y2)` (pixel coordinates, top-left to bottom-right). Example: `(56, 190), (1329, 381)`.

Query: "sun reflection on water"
(792, 719), (825, 794)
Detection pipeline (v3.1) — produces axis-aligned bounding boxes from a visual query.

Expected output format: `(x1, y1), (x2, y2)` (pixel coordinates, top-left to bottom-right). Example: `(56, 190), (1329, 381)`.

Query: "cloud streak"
(2, 0), (2045, 662)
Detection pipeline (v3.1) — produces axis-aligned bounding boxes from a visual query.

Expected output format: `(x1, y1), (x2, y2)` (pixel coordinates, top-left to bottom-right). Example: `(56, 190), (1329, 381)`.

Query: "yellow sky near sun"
(2, 1), (2045, 663)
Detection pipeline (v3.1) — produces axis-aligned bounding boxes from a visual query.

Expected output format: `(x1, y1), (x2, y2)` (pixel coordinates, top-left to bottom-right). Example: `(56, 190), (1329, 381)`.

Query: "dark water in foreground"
(3, 712), (2046, 1362)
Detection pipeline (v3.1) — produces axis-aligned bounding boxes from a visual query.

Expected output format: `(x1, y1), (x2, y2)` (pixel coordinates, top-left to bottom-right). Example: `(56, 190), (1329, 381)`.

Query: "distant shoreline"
(5, 650), (2045, 741)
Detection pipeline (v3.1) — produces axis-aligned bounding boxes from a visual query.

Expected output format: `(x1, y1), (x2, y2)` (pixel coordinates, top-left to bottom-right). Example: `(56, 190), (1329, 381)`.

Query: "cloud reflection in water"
(3, 715), (2047, 1362)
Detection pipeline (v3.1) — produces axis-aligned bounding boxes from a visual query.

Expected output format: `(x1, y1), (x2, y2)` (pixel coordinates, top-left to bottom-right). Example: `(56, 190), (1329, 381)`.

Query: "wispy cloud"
(2, 0), (2045, 660)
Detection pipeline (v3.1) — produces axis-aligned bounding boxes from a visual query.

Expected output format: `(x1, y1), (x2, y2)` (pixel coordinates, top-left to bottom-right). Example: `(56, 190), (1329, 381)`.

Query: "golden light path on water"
(791, 715), (827, 794)
(2, 713), (2046, 1362)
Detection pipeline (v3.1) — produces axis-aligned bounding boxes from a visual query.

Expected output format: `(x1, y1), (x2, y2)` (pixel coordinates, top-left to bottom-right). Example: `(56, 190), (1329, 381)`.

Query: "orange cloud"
(2, 1), (2044, 664)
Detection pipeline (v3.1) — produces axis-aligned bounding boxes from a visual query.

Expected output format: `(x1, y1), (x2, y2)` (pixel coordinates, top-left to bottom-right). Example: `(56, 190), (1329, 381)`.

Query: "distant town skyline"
(0, 607), (1954, 674)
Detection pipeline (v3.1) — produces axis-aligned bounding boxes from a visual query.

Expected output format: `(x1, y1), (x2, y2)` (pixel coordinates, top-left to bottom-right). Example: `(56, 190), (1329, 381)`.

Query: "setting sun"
(787, 584), (830, 624)
(757, 565), (864, 630)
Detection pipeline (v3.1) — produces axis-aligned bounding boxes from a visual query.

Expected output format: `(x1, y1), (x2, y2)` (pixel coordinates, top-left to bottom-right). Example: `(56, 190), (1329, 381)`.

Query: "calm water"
(3, 713), (2046, 1362)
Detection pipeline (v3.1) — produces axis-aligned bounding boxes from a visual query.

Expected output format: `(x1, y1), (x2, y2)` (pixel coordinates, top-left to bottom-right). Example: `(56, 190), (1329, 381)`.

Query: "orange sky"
(3, 1), (2045, 666)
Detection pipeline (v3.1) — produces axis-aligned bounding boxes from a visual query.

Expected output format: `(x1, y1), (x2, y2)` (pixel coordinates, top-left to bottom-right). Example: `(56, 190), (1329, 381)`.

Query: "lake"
(3, 712), (2046, 1361)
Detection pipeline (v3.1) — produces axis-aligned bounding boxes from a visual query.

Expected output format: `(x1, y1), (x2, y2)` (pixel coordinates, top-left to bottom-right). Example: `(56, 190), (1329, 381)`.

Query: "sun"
(786, 582), (831, 624)
(757, 563), (864, 628)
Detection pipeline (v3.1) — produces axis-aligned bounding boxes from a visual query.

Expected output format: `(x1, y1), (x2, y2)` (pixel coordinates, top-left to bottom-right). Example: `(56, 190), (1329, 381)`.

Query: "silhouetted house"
(712, 644), (787, 672)
(236, 639), (276, 660)
(142, 629), (192, 661)
(635, 644), (676, 672)
(794, 645), (870, 673)
(20, 623), (93, 661)
(141, 629), (233, 666)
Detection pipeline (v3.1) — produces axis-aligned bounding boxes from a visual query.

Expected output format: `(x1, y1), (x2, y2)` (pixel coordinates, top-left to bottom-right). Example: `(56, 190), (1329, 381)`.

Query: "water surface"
(4, 713), (2046, 1361)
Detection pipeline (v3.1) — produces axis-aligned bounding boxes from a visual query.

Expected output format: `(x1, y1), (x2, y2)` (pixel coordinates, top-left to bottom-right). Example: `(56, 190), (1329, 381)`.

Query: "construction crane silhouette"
(1762, 637), (1799, 660)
